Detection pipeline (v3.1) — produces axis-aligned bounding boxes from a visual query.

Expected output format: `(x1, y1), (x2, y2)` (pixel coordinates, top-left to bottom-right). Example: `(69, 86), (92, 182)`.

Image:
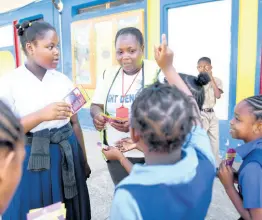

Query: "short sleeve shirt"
(236, 138), (262, 209)
(0, 65), (74, 133)
(202, 77), (223, 109)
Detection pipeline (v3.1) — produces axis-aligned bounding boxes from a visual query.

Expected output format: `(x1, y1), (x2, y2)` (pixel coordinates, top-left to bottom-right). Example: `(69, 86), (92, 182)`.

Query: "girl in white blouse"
(0, 20), (91, 220)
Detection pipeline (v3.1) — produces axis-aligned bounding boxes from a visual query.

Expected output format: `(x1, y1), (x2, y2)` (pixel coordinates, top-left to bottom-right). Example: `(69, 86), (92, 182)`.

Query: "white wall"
(0, 24), (14, 48)
(0, 0), (36, 13)
(168, 0), (232, 120)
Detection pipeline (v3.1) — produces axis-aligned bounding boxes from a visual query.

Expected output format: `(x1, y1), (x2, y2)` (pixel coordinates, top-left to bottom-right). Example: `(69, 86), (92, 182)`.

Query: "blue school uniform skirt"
(2, 133), (91, 220)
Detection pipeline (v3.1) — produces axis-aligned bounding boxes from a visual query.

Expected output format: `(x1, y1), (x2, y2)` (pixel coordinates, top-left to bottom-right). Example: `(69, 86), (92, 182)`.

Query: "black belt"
(201, 108), (214, 113)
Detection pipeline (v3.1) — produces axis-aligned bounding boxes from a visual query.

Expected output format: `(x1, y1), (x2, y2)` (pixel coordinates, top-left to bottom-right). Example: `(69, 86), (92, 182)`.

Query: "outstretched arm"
(154, 34), (201, 124)
(102, 147), (133, 174)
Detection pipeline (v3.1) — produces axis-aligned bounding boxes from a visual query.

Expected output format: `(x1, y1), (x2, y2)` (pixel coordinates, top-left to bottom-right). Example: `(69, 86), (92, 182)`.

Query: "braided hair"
(0, 100), (23, 149)
(131, 81), (196, 153)
(15, 20), (56, 55)
(245, 95), (262, 120)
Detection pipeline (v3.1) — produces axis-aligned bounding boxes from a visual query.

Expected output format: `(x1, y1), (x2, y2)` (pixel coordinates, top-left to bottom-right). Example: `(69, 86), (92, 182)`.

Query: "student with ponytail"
(0, 20), (91, 220)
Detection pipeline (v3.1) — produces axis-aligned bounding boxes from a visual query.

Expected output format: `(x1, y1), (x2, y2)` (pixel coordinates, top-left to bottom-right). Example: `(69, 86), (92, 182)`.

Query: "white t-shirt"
(0, 65), (74, 133)
(93, 69), (164, 158)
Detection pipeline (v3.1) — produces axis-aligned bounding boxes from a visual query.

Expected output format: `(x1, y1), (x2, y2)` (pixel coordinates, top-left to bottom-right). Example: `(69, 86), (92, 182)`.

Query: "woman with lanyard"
(91, 27), (163, 185)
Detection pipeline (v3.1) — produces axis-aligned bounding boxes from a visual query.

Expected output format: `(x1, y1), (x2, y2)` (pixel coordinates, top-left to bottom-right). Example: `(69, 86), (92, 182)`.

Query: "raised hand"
(154, 34), (174, 71)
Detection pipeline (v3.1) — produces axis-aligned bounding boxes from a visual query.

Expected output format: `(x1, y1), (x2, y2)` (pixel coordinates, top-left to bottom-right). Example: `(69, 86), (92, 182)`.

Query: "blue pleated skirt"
(3, 134), (91, 220)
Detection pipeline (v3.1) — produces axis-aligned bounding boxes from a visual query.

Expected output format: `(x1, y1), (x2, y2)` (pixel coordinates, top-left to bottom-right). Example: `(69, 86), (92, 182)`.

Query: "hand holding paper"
(27, 202), (66, 220)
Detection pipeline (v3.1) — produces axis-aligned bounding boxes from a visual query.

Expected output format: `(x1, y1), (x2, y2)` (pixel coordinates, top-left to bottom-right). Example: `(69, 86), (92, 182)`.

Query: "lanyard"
(103, 63), (145, 144)
(121, 69), (140, 106)
(105, 62), (145, 114)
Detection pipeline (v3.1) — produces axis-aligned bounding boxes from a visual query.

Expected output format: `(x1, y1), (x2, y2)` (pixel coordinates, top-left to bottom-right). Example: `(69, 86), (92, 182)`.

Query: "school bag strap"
(100, 65), (121, 147)
(238, 149), (262, 174)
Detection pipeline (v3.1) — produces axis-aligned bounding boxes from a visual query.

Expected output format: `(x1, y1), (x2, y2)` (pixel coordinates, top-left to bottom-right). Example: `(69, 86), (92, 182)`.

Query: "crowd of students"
(0, 20), (261, 220)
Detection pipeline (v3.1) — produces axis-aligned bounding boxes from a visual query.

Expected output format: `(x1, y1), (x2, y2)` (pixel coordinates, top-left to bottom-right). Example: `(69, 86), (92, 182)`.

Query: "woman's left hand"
(218, 160), (234, 190)
(110, 120), (129, 133)
(115, 138), (137, 152)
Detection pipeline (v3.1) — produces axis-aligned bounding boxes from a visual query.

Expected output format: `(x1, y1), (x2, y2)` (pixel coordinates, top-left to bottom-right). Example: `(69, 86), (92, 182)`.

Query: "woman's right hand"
(39, 102), (72, 121)
(93, 113), (106, 131)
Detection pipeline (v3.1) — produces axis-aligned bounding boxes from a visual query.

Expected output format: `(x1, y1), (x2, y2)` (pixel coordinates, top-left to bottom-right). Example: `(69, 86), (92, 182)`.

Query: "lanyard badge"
(116, 70), (140, 118)
(116, 106), (129, 118)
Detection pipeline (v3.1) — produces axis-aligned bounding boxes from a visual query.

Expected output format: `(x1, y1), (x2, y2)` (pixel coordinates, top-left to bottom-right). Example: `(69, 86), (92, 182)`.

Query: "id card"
(116, 106), (129, 119)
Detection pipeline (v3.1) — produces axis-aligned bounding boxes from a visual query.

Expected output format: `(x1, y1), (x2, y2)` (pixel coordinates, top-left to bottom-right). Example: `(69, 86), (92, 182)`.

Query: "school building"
(0, 0), (261, 156)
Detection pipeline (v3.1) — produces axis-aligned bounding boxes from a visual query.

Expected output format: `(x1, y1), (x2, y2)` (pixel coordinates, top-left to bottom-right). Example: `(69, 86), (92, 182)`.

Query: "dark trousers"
(107, 157), (145, 185)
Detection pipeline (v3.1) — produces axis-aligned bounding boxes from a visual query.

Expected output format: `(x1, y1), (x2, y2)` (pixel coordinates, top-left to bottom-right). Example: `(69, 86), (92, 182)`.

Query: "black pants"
(107, 157), (145, 185)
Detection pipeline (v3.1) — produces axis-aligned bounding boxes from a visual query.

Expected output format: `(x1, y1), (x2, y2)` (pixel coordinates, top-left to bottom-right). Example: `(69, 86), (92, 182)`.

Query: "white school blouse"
(0, 65), (74, 133)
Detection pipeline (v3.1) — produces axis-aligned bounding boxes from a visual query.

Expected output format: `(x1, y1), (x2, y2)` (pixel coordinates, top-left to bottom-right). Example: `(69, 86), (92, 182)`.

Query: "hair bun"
(15, 21), (31, 36)
(15, 24), (23, 36)
(15, 23), (21, 30)
(196, 72), (210, 86)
